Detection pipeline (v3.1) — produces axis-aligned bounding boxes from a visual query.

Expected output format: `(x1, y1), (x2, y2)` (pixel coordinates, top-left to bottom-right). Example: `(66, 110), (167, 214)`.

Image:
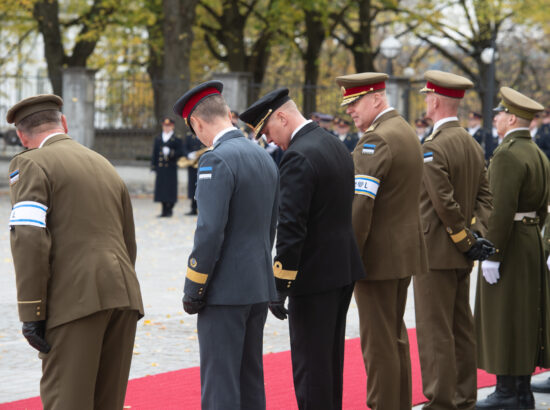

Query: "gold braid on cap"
(253, 109), (273, 135)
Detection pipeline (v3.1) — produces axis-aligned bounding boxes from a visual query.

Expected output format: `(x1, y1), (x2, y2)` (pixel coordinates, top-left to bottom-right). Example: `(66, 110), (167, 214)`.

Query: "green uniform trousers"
(355, 277), (412, 410)
(40, 308), (139, 410)
(414, 269), (476, 410)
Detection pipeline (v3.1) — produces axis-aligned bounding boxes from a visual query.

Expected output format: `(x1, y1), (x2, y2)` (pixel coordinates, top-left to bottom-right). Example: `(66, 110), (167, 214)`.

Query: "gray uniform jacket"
(184, 129), (279, 305)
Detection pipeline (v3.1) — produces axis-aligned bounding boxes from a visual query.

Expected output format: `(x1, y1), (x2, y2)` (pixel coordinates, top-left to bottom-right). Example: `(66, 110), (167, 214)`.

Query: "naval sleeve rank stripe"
(273, 261), (298, 280)
(450, 229), (467, 243)
(354, 175), (380, 199)
(9, 201), (48, 228)
(186, 267), (208, 284)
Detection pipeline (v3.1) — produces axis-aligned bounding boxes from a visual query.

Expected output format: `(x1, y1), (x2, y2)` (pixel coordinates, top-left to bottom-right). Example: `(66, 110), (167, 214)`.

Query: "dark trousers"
(40, 309), (139, 410)
(288, 283), (355, 410)
(414, 269), (476, 410)
(197, 302), (268, 410)
(354, 277), (412, 410)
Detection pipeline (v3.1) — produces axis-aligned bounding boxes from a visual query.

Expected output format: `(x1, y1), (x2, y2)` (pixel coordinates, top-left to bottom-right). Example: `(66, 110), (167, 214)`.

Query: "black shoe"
(185, 210), (197, 216)
(476, 375), (518, 409)
(517, 375), (535, 409)
(531, 376), (550, 393)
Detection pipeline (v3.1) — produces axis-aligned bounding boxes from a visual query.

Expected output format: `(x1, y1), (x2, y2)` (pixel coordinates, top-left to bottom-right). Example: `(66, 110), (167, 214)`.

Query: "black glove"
(465, 235), (496, 261)
(269, 292), (289, 320)
(22, 320), (51, 353)
(182, 294), (206, 315)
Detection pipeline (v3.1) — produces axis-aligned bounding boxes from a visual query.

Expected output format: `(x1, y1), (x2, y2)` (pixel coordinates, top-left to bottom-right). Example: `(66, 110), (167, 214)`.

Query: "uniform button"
(36, 312), (40, 316)
(37, 306), (40, 310)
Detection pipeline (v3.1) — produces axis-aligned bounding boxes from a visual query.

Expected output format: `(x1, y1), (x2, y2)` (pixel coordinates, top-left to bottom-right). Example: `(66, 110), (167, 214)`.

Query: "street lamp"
(380, 36), (402, 76)
(480, 44), (498, 133)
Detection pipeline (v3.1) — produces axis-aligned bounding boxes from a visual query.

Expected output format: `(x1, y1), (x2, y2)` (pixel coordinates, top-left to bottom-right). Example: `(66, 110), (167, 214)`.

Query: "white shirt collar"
(504, 127), (530, 138)
(433, 117), (459, 132)
(39, 132), (65, 148)
(373, 107), (395, 124)
(213, 126), (238, 146)
(291, 120), (313, 140)
(162, 131), (173, 142)
(468, 125), (480, 134)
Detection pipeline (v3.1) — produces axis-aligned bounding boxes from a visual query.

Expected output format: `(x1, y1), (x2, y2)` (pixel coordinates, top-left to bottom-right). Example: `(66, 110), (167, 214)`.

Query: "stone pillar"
(386, 77), (411, 122)
(212, 72), (252, 114)
(62, 68), (96, 148)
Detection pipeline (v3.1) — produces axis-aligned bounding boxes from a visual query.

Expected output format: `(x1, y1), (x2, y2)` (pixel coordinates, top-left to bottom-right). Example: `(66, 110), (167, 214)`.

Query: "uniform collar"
(213, 126), (238, 146)
(372, 107), (395, 124)
(291, 120), (313, 140)
(433, 116), (458, 132)
(39, 132), (65, 148)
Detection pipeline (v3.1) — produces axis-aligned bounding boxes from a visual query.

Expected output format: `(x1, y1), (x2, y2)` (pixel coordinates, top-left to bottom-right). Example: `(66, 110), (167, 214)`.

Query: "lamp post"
(481, 42), (498, 133)
(380, 36), (402, 76)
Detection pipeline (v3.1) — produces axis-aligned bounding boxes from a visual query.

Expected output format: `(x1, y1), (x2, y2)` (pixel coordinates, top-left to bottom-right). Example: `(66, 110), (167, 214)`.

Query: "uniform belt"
(514, 211), (539, 225)
(513, 211), (536, 220)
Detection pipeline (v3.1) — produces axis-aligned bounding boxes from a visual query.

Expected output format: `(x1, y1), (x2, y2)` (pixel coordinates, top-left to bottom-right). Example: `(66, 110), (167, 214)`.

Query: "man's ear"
(61, 114), (68, 133)
(15, 129), (29, 148)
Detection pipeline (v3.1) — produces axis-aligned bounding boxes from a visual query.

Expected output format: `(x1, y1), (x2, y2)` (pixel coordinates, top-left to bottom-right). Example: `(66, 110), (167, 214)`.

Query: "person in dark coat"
(467, 111), (498, 161)
(151, 116), (184, 217)
(241, 88), (365, 410)
(536, 109), (550, 160)
(334, 117), (359, 152)
(180, 133), (205, 215)
(175, 81), (279, 410)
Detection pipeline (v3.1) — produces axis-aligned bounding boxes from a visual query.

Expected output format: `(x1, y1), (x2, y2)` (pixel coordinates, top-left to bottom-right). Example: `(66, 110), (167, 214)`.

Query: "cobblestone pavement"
(1, 163), (549, 408)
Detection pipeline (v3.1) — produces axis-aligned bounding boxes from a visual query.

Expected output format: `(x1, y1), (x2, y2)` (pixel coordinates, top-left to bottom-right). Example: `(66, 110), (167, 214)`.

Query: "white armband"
(9, 201), (48, 228)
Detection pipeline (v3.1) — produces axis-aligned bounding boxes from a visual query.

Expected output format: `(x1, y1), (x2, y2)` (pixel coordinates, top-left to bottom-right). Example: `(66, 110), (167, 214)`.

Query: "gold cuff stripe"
(254, 109), (273, 135)
(18, 300), (42, 304)
(273, 261), (298, 280)
(450, 229), (467, 243)
(186, 267), (208, 284)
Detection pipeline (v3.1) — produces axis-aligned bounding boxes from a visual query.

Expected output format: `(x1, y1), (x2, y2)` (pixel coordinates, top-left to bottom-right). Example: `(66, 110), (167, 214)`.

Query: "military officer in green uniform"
(475, 87), (550, 409)
(414, 71), (494, 410)
(336, 72), (428, 409)
(7, 94), (144, 409)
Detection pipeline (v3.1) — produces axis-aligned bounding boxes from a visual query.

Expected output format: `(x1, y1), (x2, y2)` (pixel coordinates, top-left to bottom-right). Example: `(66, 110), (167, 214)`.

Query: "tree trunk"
(33, 0), (64, 96)
(302, 11), (326, 116)
(148, 0), (199, 131)
(352, 0), (376, 72)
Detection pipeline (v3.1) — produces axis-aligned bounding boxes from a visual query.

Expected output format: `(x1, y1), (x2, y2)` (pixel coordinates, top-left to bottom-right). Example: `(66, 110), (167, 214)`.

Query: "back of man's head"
(192, 94), (229, 123)
(17, 110), (63, 137)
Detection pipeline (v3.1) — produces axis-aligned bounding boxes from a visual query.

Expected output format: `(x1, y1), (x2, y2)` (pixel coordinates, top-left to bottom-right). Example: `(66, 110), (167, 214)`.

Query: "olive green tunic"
(475, 129), (550, 375)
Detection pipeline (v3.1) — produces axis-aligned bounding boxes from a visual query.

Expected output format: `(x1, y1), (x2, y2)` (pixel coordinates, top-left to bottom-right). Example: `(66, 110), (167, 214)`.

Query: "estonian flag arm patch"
(362, 143), (376, 155)
(423, 152), (434, 163)
(9, 170), (19, 185)
(198, 166), (212, 180)
(354, 175), (380, 198)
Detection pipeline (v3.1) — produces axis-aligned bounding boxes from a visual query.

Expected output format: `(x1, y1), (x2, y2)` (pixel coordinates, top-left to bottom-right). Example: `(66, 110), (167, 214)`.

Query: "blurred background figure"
(467, 111), (497, 161)
(334, 116), (358, 152)
(415, 117), (430, 143)
(536, 108), (550, 160)
(151, 116), (184, 217)
(179, 131), (207, 216)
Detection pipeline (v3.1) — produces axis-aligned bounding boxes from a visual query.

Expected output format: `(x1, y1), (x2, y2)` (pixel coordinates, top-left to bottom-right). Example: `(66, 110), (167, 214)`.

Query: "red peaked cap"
(173, 80), (224, 133)
(424, 81), (466, 98)
(342, 81), (386, 99)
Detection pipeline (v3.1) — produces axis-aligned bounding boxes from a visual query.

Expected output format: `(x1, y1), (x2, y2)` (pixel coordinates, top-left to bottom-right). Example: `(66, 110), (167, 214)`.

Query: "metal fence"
(0, 74), (472, 133)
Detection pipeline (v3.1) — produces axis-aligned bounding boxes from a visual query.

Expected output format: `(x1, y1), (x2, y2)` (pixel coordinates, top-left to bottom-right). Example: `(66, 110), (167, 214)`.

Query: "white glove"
(547, 255), (550, 271)
(188, 151), (198, 160)
(162, 146), (170, 157)
(481, 260), (500, 285)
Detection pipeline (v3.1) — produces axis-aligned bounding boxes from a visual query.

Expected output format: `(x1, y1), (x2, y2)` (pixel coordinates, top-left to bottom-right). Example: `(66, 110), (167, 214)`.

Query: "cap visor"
(340, 95), (361, 107)
(493, 106), (506, 113)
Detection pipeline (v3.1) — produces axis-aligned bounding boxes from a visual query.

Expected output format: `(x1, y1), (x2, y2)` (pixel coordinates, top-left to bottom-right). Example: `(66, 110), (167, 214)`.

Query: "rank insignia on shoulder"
(198, 166), (212, 180)
(423, 152), (434, 163)
(9, 170), (19, 185)
(362, 144), (376, 155)
(366, 125), (375, 132)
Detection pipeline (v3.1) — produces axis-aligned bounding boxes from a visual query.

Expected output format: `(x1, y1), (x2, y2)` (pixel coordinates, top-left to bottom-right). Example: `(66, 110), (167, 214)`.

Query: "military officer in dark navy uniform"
(174, 81), (279, 410)
(334, 117), (359, 152)
(467, 111), (497, 161)
(241, 88), (365, 410)
(181, 132), (205, 215)
(151, 116), (184, 217)
(536, 109), (550, 160)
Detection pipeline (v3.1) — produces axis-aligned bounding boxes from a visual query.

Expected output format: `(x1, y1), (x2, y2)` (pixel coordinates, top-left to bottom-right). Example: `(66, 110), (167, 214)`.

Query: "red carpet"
(2, 329), (548, 409)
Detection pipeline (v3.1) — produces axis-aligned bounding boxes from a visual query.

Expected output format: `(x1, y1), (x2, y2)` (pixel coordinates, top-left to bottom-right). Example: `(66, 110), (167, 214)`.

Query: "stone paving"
(0, 162), (549, 408)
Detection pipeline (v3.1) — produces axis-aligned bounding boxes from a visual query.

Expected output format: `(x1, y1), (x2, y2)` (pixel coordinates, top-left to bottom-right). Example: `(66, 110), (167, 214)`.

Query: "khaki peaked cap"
(7, 94), (63, 125)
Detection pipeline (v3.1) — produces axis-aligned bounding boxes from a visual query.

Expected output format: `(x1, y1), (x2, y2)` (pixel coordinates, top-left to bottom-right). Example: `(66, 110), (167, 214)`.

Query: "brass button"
(36, 312), (41, 316)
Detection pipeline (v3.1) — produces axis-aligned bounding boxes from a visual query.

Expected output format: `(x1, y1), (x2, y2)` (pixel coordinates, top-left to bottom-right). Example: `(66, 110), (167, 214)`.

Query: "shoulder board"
(364, 122), (380, 134)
